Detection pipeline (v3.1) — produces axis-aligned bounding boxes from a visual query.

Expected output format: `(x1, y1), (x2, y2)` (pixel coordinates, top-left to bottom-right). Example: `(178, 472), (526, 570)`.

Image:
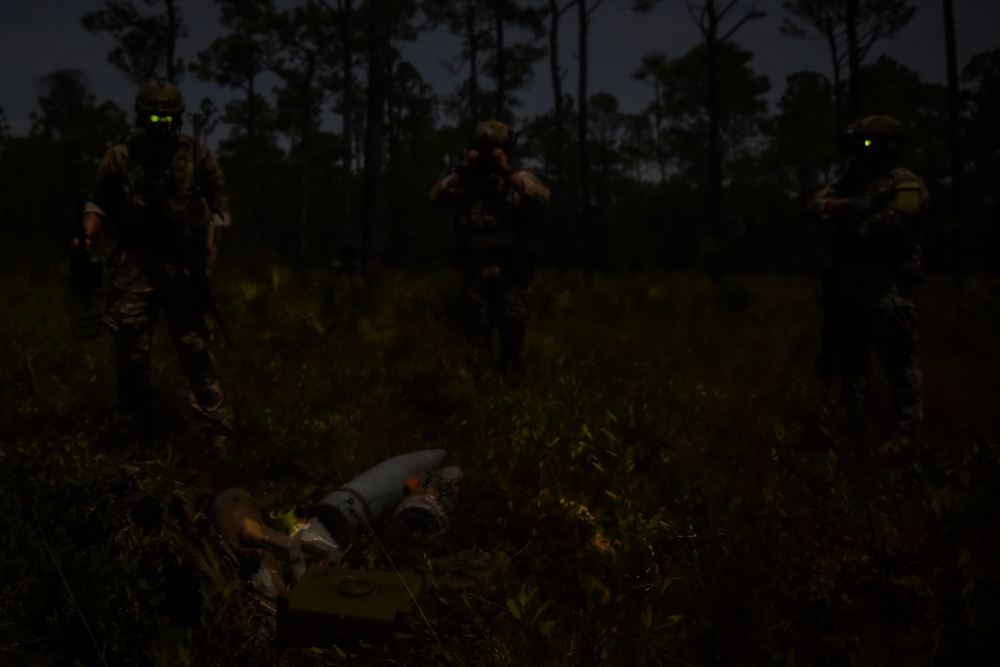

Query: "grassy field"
(2, 266), (999, 666)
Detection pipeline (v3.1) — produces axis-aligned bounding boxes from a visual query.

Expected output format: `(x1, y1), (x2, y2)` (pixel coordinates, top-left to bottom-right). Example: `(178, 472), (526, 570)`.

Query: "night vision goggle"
(148, 114), (175, 124)
(837, 133), (893, 156)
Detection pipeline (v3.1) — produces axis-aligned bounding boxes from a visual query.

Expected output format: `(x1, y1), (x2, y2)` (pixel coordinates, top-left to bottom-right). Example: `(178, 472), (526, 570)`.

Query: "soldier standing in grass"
(79, 80), (232, 457)
(429, 120), (550, 374)
(812, 115), (928, 455)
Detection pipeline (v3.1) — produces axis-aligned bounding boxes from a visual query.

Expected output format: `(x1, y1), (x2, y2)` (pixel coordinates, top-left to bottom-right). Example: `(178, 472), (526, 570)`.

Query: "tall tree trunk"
(942, 0), (965, 281)
(362, 0), (386, 271)
(298, 53), (317, 268)
(548, 0), (566, 268)
(298, 159), (310, 267)
(495, 3), (506, 118)
(247, 74), (257, 139)
(943, 0), (962, 227)
(247, 72), (261, 256)
(165, 0), (179, 82)
(386, 65), (401, 155)
(578, 0), (592, 277)
(704, 1), (723, 260)
(652, 77), (666, 185)
(340, 0), (355, 266)
(706, 37), (723, 247)
(690, 0), (765, 274)
(826, 32), (844, 130)
(466, 0), (480, 125)
(846, 0), (861, 118)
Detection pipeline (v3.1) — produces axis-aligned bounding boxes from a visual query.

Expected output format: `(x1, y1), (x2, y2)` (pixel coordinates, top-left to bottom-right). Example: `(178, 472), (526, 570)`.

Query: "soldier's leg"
(497, 282), (528, 374)
(874, 291), (922, 438)
(837, 305), (872, 412)
(105, 264), (158, 433)
(163, 271), (230, 439)
(816, 268), (840, 384)
(464, 267), (497, 356)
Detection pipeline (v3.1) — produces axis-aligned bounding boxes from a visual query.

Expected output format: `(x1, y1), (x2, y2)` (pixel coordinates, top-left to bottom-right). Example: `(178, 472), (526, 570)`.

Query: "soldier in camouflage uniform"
(812, 115), (928, 454)
(80, 80), (232, 453)
(430, 120), (550, 373)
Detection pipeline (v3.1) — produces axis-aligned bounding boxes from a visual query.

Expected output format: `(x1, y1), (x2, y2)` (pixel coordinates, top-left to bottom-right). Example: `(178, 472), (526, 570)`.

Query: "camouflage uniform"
(430, 121), (550, 372)
(813, 116), (928, 441)
(85, 81), (231, 439)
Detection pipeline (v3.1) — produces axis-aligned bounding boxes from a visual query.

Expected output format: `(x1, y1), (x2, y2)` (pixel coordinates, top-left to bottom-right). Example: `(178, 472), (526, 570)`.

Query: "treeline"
(1, 0), (998, 274)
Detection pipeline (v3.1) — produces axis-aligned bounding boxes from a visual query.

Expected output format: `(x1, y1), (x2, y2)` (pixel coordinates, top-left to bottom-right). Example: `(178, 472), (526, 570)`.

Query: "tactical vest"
(116, 134), (211, 240)
(826, 167), (927, 294)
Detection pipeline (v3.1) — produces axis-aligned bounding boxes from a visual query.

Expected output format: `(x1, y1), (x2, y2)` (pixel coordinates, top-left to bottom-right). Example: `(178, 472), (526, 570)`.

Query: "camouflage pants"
(464, 264), (529, 372)
(820, 283), (923, 438)
(103, 256), (229, 435)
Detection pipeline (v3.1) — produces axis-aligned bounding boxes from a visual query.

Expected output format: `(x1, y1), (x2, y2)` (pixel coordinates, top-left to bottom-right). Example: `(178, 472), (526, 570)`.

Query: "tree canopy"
(1, 0), (997, 274)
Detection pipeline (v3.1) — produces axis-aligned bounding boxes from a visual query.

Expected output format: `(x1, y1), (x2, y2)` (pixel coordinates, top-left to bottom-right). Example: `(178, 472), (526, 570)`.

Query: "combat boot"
(209, 428), (231, 459)
(875, 432), (916, 464)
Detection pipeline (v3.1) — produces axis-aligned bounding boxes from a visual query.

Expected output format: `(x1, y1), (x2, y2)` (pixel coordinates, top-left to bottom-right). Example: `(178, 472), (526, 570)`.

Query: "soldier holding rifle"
(80, 80), (232, 457)
(813, 115), (928, 455)
(430, 120), (550, 374)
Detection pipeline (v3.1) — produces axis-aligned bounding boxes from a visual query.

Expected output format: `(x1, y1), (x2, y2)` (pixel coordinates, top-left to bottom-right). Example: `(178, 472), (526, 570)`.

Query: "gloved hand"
(824, 197), (871, 220)
(71, 211), (103, 250)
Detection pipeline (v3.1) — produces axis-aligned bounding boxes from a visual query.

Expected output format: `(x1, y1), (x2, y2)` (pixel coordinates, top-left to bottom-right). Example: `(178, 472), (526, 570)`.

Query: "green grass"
(2, 266), (999, 666)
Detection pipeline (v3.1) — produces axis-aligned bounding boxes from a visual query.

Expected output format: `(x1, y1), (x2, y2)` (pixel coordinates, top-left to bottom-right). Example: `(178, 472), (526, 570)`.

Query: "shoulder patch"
(894, 184), (922, 214)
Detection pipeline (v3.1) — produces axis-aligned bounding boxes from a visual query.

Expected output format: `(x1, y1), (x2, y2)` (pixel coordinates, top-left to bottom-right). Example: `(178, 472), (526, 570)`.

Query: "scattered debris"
(212, 487), (291, 599)
(389, 466), (463, 543)
(310, 449), (449, 546)
(209, 450), (462, 648)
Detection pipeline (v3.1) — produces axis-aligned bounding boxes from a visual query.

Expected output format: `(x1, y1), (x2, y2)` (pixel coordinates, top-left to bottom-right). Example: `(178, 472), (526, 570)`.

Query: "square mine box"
(277, 566), (425, 647)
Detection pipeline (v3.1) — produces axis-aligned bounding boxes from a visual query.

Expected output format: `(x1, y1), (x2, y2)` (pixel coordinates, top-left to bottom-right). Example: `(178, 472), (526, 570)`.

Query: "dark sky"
(2, 0), (999, 141)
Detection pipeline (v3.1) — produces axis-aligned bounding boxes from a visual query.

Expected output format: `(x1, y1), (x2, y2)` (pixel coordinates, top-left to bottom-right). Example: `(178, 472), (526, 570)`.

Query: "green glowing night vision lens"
(864, 139), (872, 147)
(149, 115), (173, 123)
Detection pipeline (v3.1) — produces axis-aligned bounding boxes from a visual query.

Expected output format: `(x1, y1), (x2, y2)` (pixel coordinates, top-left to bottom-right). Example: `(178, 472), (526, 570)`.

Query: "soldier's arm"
(811, 177), (851, 219)
(858, 176), (927, 241)
(500, 170), (548, 230)
(489, 148), (548, 206)
(195, 145), (231, 271)
(197, 145), (231, 229)
(429, 173), (463, 209)
(80, 144), (128, 246)
(430, 150), (482, 208)
(82, 209), (103, 234)
(511, 171), (550, 206)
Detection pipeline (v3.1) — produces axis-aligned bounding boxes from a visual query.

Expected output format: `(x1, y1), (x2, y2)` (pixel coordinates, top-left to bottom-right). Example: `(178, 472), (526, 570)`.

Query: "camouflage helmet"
(473, 120), (515, 152)
(838, 115), (904, 155)
(135, 80), (185, 116)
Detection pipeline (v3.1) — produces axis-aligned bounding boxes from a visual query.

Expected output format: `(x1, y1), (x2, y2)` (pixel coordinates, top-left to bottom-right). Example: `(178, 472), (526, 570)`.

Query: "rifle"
(823, 195), (875, 223)
(179, 218), (234, 349)
(67, 230), (104, 340)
